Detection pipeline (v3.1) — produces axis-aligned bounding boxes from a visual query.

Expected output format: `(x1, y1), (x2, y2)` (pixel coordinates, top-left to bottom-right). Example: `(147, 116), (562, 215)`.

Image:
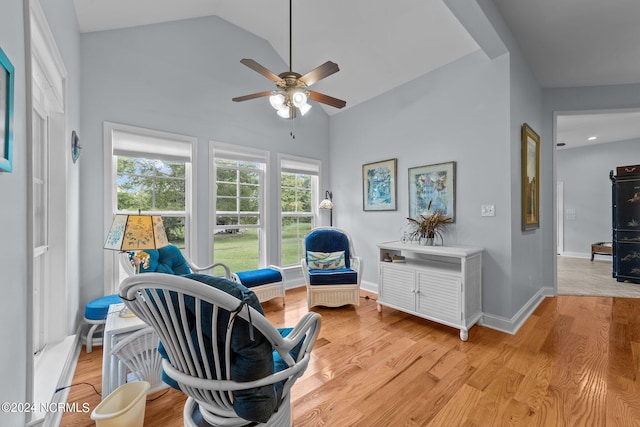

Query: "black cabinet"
(611, 166), (640, 283)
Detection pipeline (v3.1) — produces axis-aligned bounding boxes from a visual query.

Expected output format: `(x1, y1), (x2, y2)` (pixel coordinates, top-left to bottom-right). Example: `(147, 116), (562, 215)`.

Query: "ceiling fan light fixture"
(291, 91), (307, 108)
(269, 92), (286, 110)
(298, 102), (312, 116)
(277, 106), (291, 118)
(232, 0), (345, 129)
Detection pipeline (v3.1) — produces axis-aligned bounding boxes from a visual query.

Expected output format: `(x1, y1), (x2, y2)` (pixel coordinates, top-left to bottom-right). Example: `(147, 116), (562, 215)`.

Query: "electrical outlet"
(481, 204), (495, 217)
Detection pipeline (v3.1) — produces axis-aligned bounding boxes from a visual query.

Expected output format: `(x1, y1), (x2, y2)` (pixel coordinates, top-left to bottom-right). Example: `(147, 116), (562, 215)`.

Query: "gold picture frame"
(521, 123), (540, 231)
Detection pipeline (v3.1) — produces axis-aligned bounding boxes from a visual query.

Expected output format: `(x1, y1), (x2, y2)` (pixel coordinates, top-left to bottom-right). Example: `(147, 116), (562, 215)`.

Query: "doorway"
(554, 109), (640, 295)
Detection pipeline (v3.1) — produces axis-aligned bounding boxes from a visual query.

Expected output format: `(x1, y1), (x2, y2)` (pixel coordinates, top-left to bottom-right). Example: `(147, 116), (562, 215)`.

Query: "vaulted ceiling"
(73, 0), (640, 148)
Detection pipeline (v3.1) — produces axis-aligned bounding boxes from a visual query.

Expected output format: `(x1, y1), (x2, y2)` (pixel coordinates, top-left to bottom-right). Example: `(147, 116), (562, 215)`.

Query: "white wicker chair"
(301, 227), (362, 308)
(109, 326), (167, 394)
(119, 273), (321, 427)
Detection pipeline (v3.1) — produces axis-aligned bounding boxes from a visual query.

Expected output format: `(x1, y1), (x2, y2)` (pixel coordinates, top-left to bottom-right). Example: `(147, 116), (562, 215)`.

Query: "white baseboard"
(360, 280), (378, 294)
(359, 280), (554, 337)
(559, 251), (612, 262)
(479, 287), (554, 335)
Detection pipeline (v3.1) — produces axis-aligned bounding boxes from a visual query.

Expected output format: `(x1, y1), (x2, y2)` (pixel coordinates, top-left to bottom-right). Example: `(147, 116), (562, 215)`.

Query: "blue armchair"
(301, 227), (362, 308)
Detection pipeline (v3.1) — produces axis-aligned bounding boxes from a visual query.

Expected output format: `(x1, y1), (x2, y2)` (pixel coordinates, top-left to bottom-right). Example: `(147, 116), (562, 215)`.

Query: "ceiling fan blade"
(308, 91), (347, 109)
(299, 61), (340, 86)
(240, 58), (282, 83)
(232, 91), (272, 102)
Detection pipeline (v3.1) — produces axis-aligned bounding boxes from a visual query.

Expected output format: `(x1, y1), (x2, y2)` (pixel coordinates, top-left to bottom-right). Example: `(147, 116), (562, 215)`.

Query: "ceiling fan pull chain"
(290, 116), (295, 139)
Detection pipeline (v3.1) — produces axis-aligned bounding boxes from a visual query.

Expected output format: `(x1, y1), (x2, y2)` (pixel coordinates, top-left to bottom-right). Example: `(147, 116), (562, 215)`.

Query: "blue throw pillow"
(139, 245), (191, 275)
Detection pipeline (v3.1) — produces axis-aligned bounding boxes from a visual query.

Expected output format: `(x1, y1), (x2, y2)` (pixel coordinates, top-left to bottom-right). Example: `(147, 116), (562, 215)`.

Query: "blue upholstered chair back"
(305, 228), (351, 269)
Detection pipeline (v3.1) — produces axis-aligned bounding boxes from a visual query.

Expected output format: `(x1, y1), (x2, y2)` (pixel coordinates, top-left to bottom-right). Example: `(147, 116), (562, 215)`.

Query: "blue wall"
(0, 1), (27, 424)
(79, 16), (331, 305)
(330, 50), (516, 320)
(328, 0), (547, 326)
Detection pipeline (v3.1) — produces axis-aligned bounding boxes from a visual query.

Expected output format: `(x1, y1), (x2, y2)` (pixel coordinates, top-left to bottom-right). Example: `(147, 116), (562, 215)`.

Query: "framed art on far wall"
(362, 158), (397, 211)
(0, 47), (14, 173)
(408, 161), (456, 221)
(521, 123), (540, 231)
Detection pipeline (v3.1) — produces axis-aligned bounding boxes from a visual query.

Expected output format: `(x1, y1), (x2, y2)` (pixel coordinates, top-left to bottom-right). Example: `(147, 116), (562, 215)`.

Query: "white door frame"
(25, 0), (70, 423)
(557, 181), (564, 255)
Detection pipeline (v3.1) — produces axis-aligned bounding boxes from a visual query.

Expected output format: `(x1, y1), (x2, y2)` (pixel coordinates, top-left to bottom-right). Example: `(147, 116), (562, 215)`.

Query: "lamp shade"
(319, 190), (334, 209)
(319, 198), (334, 209)
(104, 214), (169, 251)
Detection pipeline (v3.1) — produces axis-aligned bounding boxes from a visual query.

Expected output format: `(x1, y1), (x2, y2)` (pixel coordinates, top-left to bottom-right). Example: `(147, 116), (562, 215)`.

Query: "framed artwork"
(362, 158), (397, 211)
(521, 123), (540, 231)
(0, 47), (14, 173)
(408, 161), (456, 221)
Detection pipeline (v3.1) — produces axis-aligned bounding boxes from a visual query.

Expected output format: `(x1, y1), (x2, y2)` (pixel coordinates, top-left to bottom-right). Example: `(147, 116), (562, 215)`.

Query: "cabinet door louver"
(416, 271), (461, 324)
(380, 265), (415, 310)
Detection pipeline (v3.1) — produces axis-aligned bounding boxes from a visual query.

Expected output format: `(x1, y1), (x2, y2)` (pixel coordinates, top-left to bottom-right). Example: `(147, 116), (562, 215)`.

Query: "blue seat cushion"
(308, 268), (358, 285)
(84, 294), (123, 320)
(273, 328), (304, 374)
(140, 244), (191, 275)
(236, 268), (282, 288)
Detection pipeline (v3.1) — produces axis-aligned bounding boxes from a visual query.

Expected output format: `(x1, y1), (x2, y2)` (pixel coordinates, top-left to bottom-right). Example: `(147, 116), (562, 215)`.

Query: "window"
(116, 156), (187, 244)
(105, 122), (195, 293)
(211, 143), (268, 272)
(279, 155), (320, 266)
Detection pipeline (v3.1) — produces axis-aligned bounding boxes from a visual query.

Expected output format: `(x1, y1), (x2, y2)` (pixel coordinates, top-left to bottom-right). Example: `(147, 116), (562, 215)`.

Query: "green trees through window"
(213, 159), (263, 271)
(117, 156), (186, 245)
(281, 172), (314, 266)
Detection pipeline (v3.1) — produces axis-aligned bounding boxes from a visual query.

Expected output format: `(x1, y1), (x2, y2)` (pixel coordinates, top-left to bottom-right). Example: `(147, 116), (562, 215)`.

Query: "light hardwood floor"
(62, 285), (640, 426)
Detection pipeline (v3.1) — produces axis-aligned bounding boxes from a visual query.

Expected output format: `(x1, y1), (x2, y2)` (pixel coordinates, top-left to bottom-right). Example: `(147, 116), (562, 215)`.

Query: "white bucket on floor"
(91, 381), (150, 427)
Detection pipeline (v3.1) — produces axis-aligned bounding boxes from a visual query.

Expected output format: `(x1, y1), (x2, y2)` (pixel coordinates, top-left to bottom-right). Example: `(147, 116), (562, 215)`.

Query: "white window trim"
(277, 153), (321, 266)
(210, 141), (269, 268)
(103, 121), (196, 294)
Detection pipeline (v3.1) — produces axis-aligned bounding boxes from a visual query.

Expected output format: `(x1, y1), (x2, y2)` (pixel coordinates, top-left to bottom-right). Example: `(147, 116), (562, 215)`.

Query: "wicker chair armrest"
(185, 257), (232, 278)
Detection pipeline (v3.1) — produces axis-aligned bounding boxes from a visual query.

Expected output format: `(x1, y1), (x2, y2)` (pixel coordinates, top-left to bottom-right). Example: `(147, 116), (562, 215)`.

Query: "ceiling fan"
(232, 0), (346, 119)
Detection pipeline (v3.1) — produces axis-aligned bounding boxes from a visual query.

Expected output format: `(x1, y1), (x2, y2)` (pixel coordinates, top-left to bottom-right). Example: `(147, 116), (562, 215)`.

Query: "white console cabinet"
(377, 241), (482, 341)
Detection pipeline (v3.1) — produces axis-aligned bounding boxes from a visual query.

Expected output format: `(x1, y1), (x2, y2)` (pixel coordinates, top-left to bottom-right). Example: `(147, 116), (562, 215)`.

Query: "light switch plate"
(481, 204), (495, 217)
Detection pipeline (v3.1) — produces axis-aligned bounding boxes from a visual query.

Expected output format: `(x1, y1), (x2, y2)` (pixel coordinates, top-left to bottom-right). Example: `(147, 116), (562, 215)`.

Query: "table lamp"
(104, 213), (169, 316)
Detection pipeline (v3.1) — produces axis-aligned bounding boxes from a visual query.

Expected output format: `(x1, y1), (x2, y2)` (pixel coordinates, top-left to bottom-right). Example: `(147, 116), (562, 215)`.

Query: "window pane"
(162, 216), (186, 248)
(216, 182), (237, 197)
(239, 170), (260, 184)
(281, 216), (312, 266)
(117, 156), (185, 211)
(214, 153), (264, 269)
(216, 197), (237, 211)
(239, 198), (259, 212)
(240, 216), (259, 225)
(239, 184), (259, 198)
(281, 173), (312, 213)
(214, 228), (259, 271)
(216, 168), (237, 183)
(216, 215), (238, 226)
